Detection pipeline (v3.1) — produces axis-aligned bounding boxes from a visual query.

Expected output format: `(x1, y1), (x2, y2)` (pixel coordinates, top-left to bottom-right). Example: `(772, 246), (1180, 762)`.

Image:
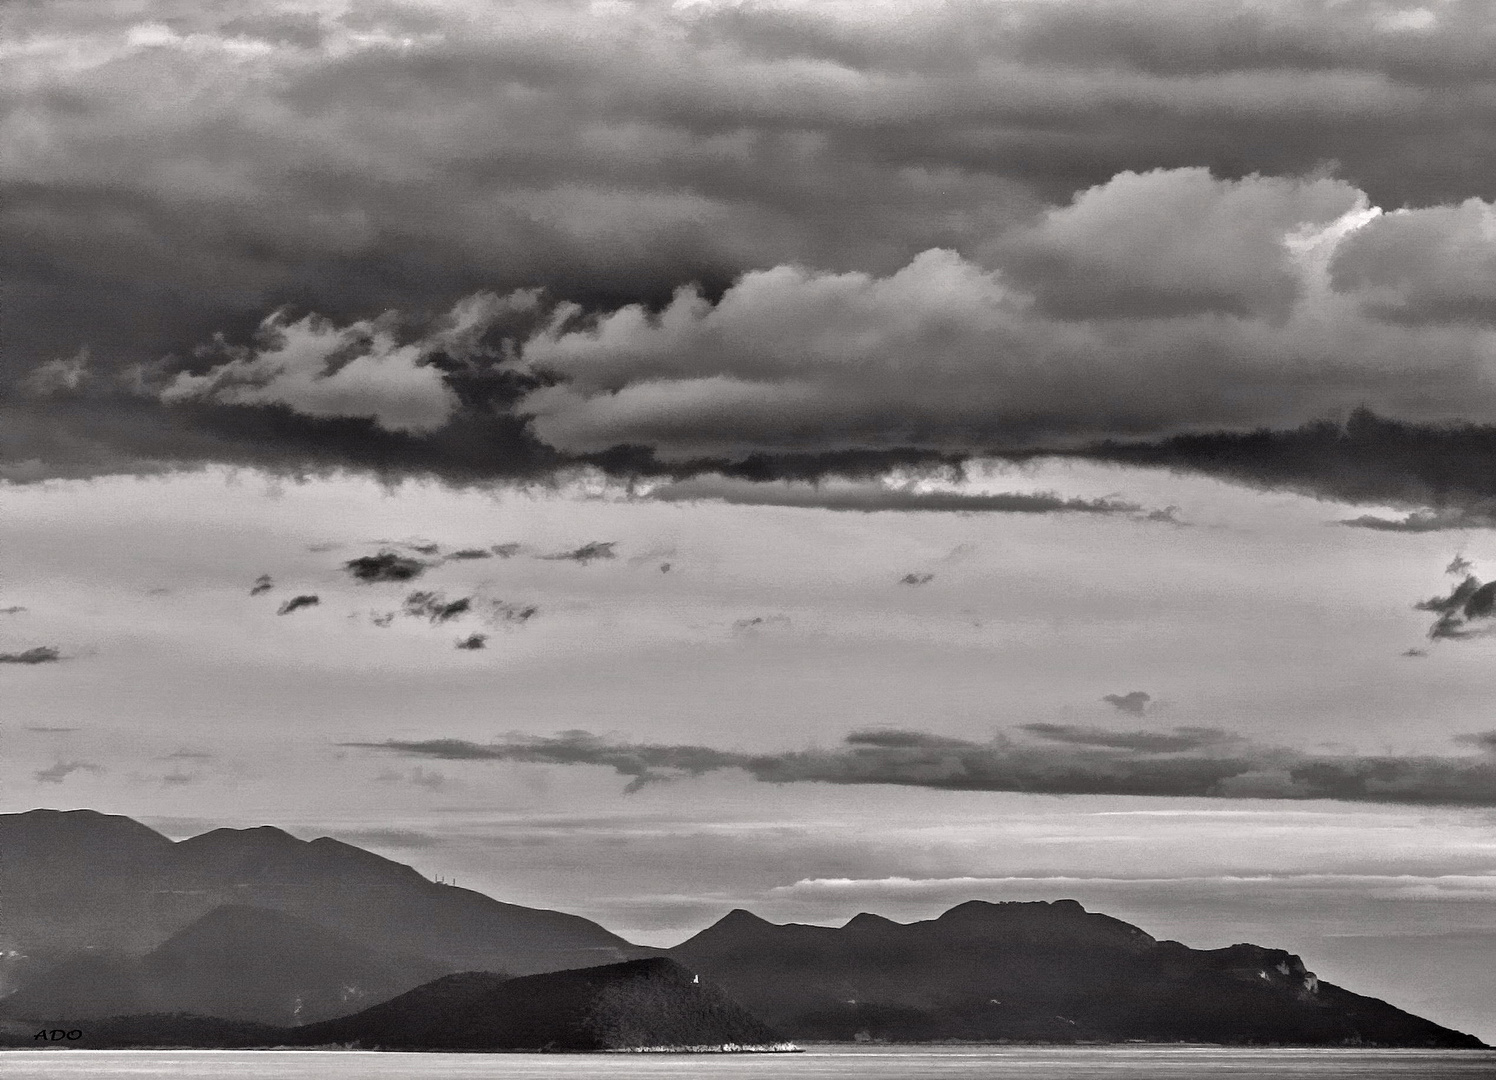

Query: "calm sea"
(4, 1047), (1495, 1079)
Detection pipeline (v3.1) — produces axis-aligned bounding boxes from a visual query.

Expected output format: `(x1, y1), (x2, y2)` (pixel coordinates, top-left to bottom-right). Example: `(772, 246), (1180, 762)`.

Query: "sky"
(6, 0), (1496, 1043)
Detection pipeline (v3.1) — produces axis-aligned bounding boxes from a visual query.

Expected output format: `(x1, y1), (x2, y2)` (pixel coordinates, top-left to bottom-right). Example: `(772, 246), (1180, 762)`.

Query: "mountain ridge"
(1, 810), (1485, 1049)
(668, 899), (1485, 1047)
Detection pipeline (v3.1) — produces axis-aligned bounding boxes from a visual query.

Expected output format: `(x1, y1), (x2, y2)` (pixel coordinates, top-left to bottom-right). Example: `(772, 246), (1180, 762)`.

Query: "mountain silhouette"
(3, 810), (1485, 1049)
(294, 957), (789, 1050)
(0, 905), (448, 1025)
(0, 809), (645, 984)
(669, 899), (1485, 1047)
(1, 959), (793, 1051)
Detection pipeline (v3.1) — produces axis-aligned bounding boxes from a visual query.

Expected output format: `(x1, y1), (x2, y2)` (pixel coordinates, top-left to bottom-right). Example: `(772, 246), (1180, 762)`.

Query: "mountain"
(669, 900), (1486, 1047)
(2, 959), (793, 1051)
(0, 809), (646, 986)
(0, 905), (449, 1026)
(293, 958), (790, 1050)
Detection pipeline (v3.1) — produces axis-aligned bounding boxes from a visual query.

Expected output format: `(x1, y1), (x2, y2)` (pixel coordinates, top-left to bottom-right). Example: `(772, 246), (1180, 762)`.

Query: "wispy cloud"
(1415, 559), (1496, 641)
(34, 760), (104, 783)
(403, 591), (472, 625)
(249, 574), (273, 596)
(540, 541), (618, 563)
(648, 477), (1144, 516)
(0, 646), (62, 664)
(1102, 691), (1152, 717)
(276, 594), (320, 615)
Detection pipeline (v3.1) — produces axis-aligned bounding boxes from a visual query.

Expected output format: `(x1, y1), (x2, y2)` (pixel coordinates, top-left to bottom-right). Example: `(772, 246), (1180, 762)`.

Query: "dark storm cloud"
(344, 550), (429, 583)
(1084, 411), (1496, 515)
(0, 646), (62, 664)
(342, 725), (1496, 806)
(17, 2), (1496, 496)
(34, 760), (104, 784)
(647, 477), (1143, 515)
(540, 541), (617, 564)
(275, 594), (320, 615)
(1103, 691), (1152, 717)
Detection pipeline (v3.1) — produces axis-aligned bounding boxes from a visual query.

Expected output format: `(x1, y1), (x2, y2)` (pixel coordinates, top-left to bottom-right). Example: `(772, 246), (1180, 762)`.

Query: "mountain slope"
(293, 957), (790, 1050)
(0, 905), (449, 1026)
(0, 809), (646, 981)
(670, 899), (1485, 1047)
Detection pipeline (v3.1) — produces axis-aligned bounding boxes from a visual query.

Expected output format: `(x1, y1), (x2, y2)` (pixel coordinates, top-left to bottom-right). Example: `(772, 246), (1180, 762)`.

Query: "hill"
(0, 905), (448, 1026)
(669, 899), (1486, 1047)
(4, 959), (793, 1051)
(294, 957), (790, 1050)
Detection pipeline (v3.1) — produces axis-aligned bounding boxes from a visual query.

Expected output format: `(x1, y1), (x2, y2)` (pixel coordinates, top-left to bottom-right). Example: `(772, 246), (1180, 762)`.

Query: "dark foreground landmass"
(1, 958), (793, 1052)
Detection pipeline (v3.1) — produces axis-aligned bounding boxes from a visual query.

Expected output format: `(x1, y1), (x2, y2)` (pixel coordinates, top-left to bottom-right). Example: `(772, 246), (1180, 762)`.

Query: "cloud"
(374, 766), (448, 789)
(484, 601), (539, 627)
(455, 633), (488, 651)
(0, 606), (27, 615)
(344, 550), (429, 583)
(34, 760), (104, 784)
(900, 573), (935, 586)
(732, 614), (791, 634)
(1102, 691), (1152, 717)
(0, 646), (62, 664)
(1019, 722), (1230, 753)
(341, 726), (1496, 805)
(647, 476), (1144, 515)
(445, 548), (493, 561)
(276, 594), (320, 615)
(1341, 510), (1496, 532)
(491, 543), (523, 558)
(249, 574), (273, 596)
(1004, 169), (1363, 320)
(332, 828), (442, 849)
(158, 301), (504, 434)
(16, 3), (1496, 497)
(403, 591), (472, 625)
(1415, 564), (1496, 641)
(540, 541), (618, 563)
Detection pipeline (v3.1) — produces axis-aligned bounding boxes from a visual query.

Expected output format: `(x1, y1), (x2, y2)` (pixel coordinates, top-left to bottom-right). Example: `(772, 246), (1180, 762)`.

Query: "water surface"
(5, 1046), (1496, 1080)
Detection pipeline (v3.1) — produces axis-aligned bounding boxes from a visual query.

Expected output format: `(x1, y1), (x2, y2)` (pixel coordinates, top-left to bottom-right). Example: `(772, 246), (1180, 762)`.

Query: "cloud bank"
(12, 1), (1496, 506)
(344, 725), (1496, 806)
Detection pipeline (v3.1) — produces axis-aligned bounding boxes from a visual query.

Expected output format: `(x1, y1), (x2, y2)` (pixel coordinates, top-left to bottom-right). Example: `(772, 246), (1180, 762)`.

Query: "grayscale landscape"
(5, 0), (1496, 1074)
